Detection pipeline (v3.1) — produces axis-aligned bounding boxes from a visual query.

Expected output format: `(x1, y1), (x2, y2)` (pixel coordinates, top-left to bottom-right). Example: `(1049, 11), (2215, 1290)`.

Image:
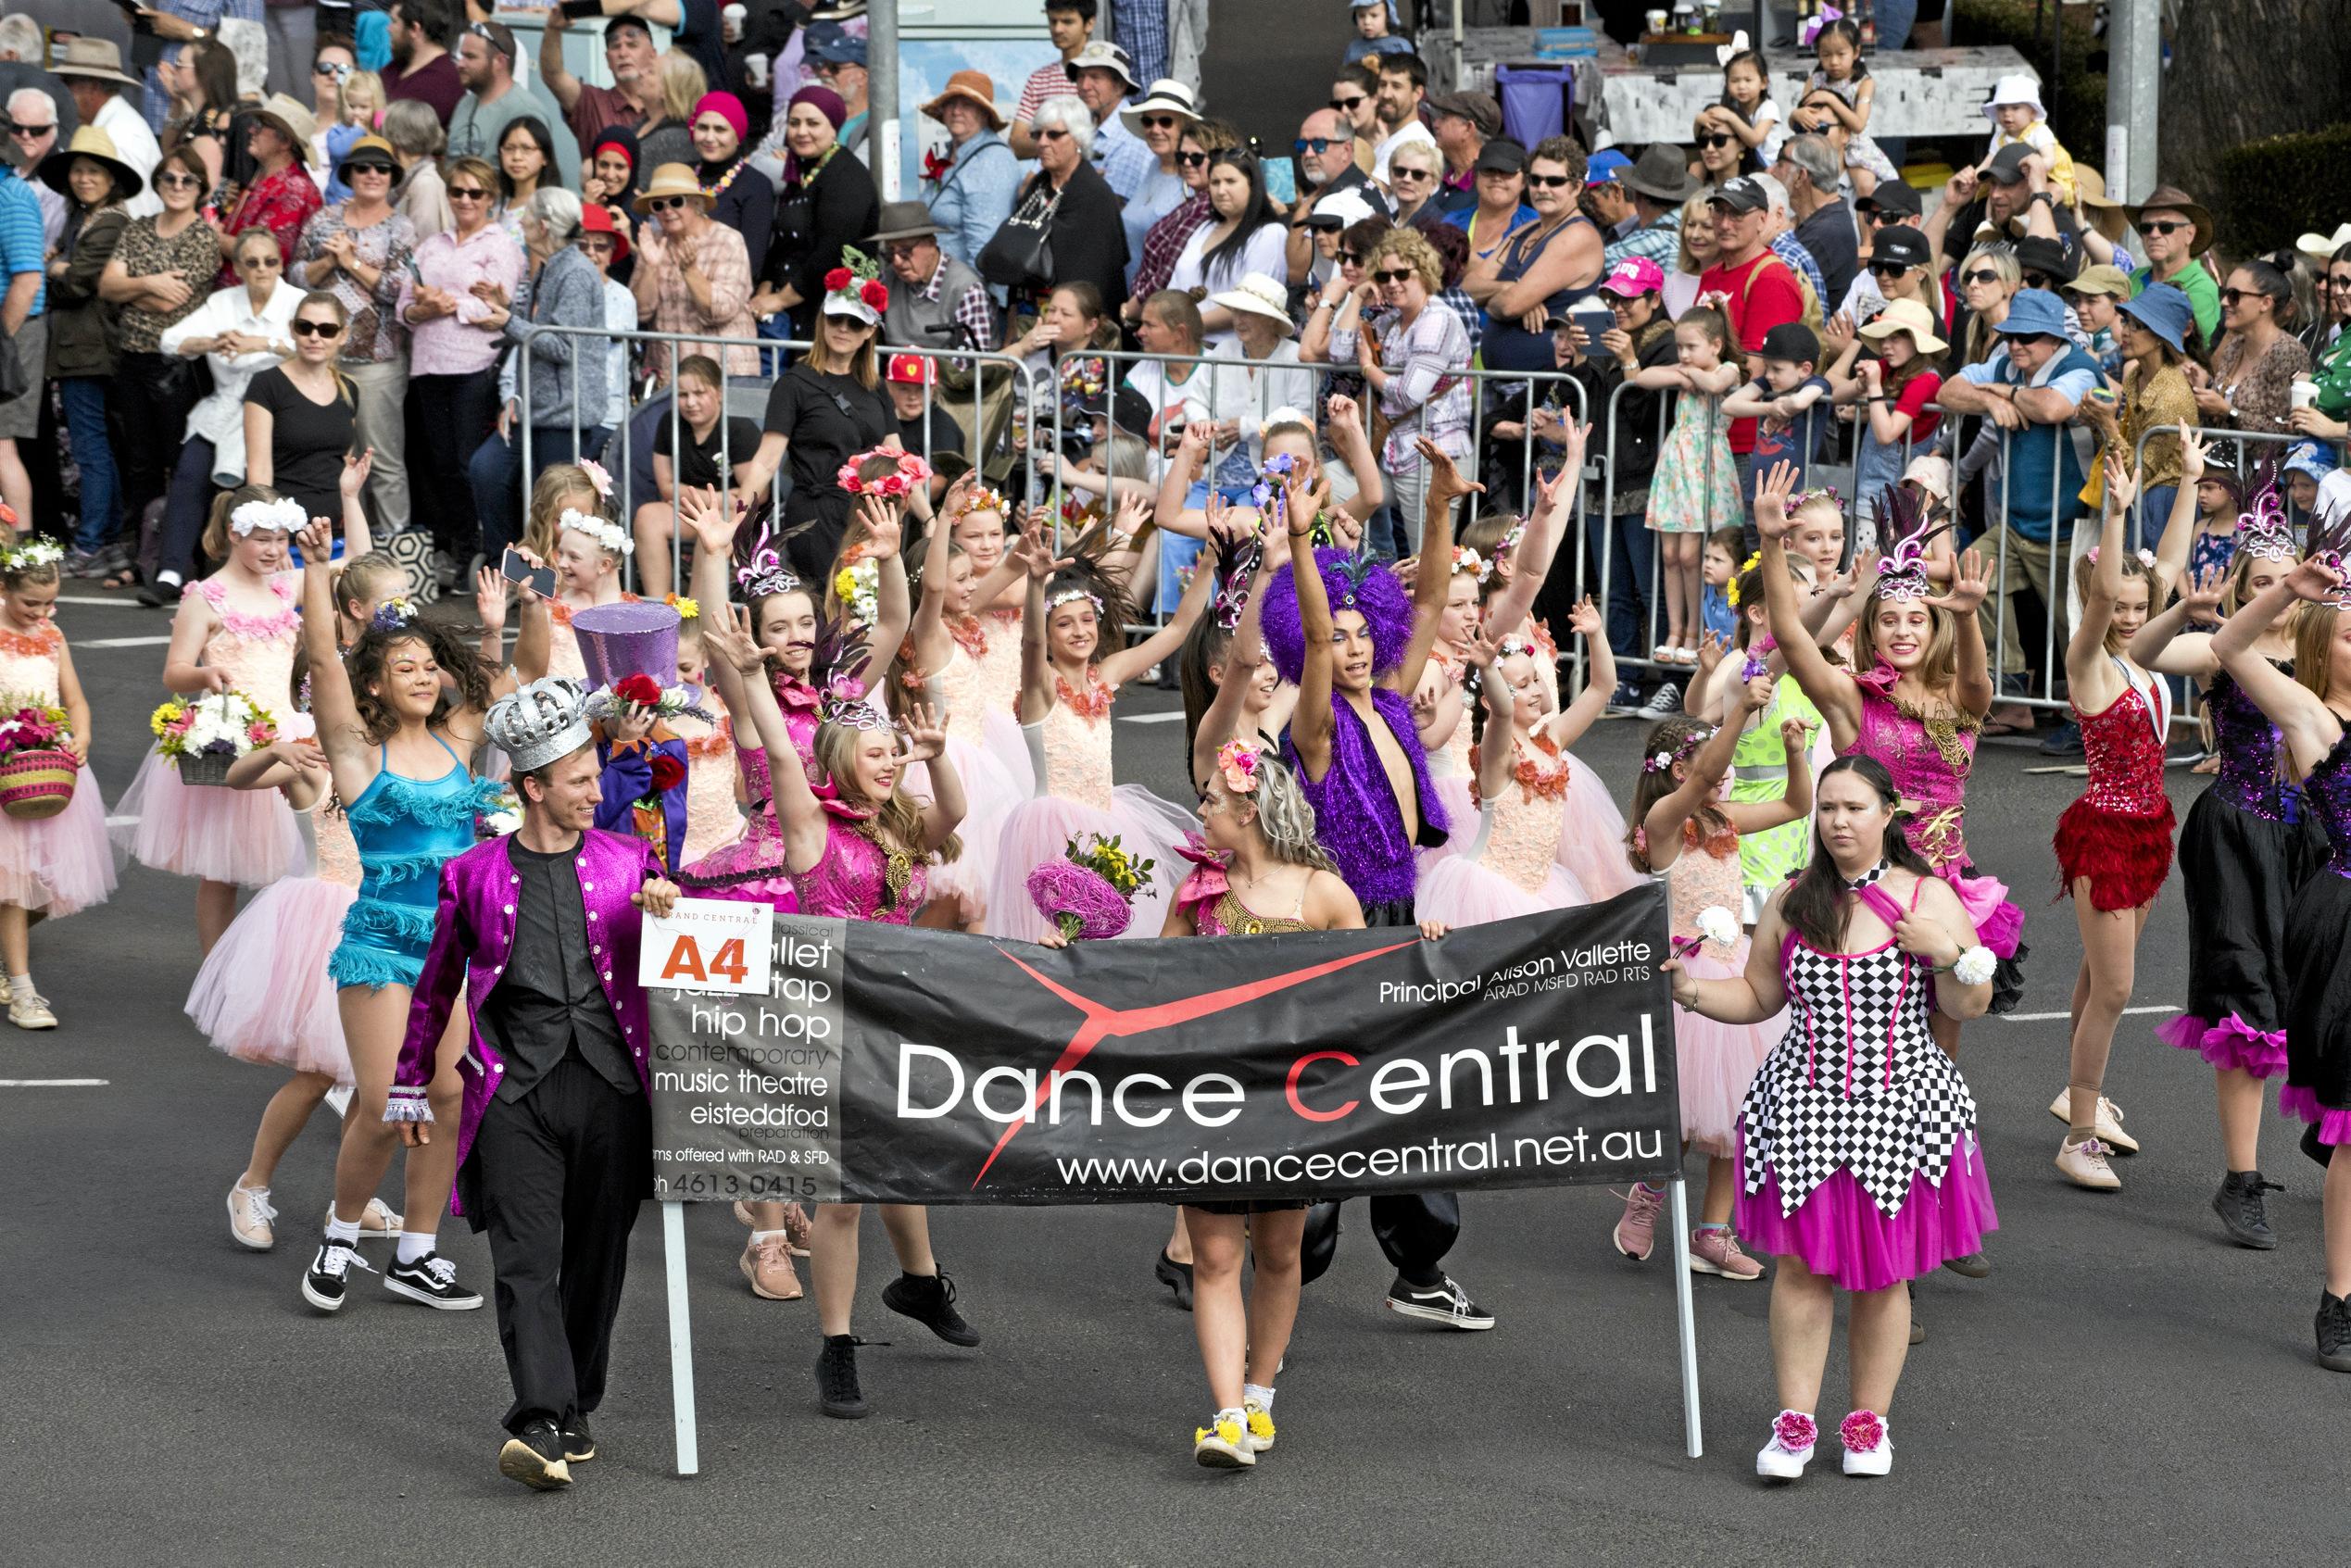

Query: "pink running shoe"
(1688, 1225), (1765, 1280)
(1613, 1184), (1664, 1260)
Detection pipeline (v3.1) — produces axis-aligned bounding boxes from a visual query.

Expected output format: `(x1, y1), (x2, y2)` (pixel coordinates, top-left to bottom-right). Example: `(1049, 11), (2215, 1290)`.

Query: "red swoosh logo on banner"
(969, 941), (1415, 1187)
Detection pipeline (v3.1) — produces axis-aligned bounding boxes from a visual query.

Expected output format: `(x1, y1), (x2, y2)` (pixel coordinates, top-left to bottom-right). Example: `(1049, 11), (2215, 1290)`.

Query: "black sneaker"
(2038, 721), (2084, 757)
(135, 576), (182, 608)
(1640, 680), (1682, 718)
(300, 1235), (373, 1311)
(383, 1250), (486, 1310)
(882, 1269), (980, 1347)
(816, 1335), (868, 1419)
(559, 1414), (596, 1463)
(1383, 1273), (1496, 1330)
(1155, 1248), (1195, 1312)
(498, 1419), (572, 1490)
(2213, 1170), (2283, 1249)
(2320, 1293), (2351, 1372)
(1607, 681), (1645, 715)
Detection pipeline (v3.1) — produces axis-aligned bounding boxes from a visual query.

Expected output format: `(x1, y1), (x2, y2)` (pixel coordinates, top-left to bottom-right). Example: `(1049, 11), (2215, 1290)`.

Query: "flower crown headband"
(0, 536), (63, 573)
(1789, 485), (1844, 515)
(1451, 546), (1486, 580)
(948, 483), (1008, 522)
(1046, 583), (1105, 615)
(837, 446), (931, 498)
(559, 508), (634, 557)
(231, 496), (308, 536)
(1642, 726), (1714, 774)
(369, 596), (419, 633)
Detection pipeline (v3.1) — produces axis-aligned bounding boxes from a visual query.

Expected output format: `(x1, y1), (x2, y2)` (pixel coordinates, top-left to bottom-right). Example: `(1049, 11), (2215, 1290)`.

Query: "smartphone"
(501, 547), (557, 599)
(559, 0), (606, 17)
(1568, 304), (1616, 345)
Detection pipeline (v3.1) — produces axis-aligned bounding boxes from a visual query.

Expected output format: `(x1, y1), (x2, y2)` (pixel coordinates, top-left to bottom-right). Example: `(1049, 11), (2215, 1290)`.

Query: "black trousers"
(464, 1053), (651, 1436)
(409, 367), (501, 558)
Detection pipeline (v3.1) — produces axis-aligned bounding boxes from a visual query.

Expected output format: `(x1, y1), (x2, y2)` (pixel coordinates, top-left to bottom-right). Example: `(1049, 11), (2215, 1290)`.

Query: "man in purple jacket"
(391, 676), (681, 1491)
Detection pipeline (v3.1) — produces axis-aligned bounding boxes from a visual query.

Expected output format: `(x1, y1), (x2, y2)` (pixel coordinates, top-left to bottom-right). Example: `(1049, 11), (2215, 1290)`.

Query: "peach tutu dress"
(0, 622), (116, 916)
(1415, 732), (1590, 922)
(1665, 822), (1789, 1158)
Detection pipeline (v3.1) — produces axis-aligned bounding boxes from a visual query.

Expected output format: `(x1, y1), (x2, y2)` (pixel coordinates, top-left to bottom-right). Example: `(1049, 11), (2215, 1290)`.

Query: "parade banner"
(646, 884), (1684, 1207)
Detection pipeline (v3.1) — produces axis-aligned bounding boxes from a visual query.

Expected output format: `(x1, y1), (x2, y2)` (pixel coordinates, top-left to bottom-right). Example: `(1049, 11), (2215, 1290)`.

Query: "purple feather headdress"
(1872, 484), (1952, 602)
(1205, 522), (1263, 633)
(737, 526), (805, 601)
(1260, 547), (1414, 686)
(809, 612), (888, 731)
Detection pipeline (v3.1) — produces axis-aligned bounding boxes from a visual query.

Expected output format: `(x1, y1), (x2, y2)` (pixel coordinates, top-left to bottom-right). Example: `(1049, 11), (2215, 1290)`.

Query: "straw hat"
(2297, 221), (2351, 268)
(38, 125), (144, 202)
(249, 94), (321, 162)
(921, 69), (1005, 132)
(1857, 295), (1948, 355)
(2070, 164), (2131, 245)
(631, 162), (710, 214)
(49, 36), (139, 89)
(1205, 272), (1294, 334)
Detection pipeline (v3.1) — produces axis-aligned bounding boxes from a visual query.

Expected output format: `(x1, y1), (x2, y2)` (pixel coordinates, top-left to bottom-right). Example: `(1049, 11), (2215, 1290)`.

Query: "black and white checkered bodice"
(1740, 877), (1980, 1218)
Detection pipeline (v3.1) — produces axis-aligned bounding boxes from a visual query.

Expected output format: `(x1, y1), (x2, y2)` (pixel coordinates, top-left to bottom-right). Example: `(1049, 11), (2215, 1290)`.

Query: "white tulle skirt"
(1560, 754), (1641, 902)
(909, 734), (1022, 920)
(982, 709), (1037, 798)
(110, 744), (302, 888)
(1416, 852), (1590, 927)
(983, 784), (1197, 943)
(0, 766), (116, 916)
(185, 876), (357, 1082)
(1419, 768), (1478, 867)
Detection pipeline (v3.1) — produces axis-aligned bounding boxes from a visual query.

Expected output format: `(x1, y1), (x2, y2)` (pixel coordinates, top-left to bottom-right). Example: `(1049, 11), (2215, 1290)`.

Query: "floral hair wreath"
(1046, 583), (1106, 616)
(231, 495), (309, 536)
(1215, 739), (1260, 797)
(1789, 484), (1844, 514)
(1451, 546), (1485, 579)
(559, 508), (634, 557)
(0, 536), (63, 572)
(837, 446), (931, 499)
(2081, 546), (2158, 571)
(369, 596), (419, 633)
(1641, 726), (1714, 774)
(947, 482), (1008, 522)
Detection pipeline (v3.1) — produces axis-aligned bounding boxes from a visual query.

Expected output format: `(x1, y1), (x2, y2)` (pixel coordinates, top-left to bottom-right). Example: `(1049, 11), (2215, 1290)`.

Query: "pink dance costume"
(1738, 870), (1999, 1292)
(2160, 663), (2327, 1077)
(0, 624), (114, 916)
(983, 671), (1194, 942)
(674, 707), (747, 865)
(679, 676), (823, 909)
(1665, 821), (1788, 1158)
(112, 574), (304, 887)
(2053, 659), (2175, 911)
(184, 791), (359, 1082)
(789, 797), (930, 923)
(1415, 733), (1591, 925)
(910, 621), (1020, 913)
(1841, 665), (2026, 1009)
(1418, 648), (1477, 861)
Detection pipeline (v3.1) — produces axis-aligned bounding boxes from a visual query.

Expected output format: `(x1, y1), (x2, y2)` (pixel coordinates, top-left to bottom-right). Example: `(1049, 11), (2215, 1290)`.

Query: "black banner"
(647, 884), (1683, 1206)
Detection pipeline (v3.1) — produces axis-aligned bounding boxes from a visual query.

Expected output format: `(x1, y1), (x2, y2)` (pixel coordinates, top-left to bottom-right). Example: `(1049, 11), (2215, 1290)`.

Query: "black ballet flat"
(1155, 1248), (1194, 1311)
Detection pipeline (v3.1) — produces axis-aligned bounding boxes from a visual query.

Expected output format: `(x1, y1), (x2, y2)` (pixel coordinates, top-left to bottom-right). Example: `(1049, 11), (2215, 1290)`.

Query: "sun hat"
(576, 200), (630, 262)
(49, 36), (140, 88)
(921, 69), (1006, 132)
(1121, 79), (1201, 137)
(1205, 271), (1295, 334)
(250, 94), (321, 162)
(2296, 221), (2351, 269)
(1995, 287), (2073, 342)
(1062, 40), (1138, 92)
(1621, 144), (1696, 204)
(1982, 73), (2045, 119)
(2113, 282), (2194, 355)
(1857, 295), (1949, 354)
(632, 162), (710, 213)
(38, 125), (144, 201)
(2121, 183), (2215, 258)
(1902, 453), (1953, 501)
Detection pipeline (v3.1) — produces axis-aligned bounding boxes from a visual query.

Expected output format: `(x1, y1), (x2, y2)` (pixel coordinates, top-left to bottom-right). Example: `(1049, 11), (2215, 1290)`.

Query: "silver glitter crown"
(485, 676), (595, 772)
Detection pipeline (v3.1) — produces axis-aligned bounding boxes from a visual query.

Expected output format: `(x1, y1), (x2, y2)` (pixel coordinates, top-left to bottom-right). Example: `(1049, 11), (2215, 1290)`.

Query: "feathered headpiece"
(2305, 471), (2351, 608)
(1261, 547), (1414, 686)
(1872, 484), (1952, 602)
(809, 612), (889, 731)
(736, 528), (805, 601)
(1205, 522), (1263, 633)
(2233, 467), (2297, 565)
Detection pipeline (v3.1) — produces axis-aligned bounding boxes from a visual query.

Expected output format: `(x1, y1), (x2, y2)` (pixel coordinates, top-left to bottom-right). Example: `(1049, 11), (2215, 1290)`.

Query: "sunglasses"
(155, 171), (203, 189)
(1176, 150), (1207, 167)
(291, 319), (342, 338)
(883, 241), (924, 259)
(2136, 220), (2186, 237)
(2021, 271), (2056, 290)
(1868, 258), (1912, 277)
(1295, 137), (1338, 155)
(1330, 94), (1365, 111)
(1391, 166), (1431, 182)
(6, 121), (52, 139)
(647, 194), (690, 211)
(447, 186), (490, 201)
(240, 255), (283, 270)
(1700, 132), (1733, 148)
(1373, 268), (1413, 284)
(2330, 274), (2351, 292)
(1528, 173), (1574, 189)
(1338, 250), (1362, 266)
(2219, 287), (2270, 307)
(1138, 115), (1182, 130)
(346, 161), (394, 177)
(1960, 269), (2002, 286)
(1036, 127), (1070, 141)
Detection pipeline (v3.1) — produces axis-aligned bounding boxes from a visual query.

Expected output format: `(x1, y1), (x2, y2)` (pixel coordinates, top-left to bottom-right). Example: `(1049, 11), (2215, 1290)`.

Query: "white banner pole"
(663, 1199), (700, 1476)
(1667, 1175), (1704, 1458)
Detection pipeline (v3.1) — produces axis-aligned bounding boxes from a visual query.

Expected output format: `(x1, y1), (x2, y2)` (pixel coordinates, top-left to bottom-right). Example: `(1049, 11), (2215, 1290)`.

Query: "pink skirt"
(1415, 851), (1589, 928)
(1677, 939), (1785, 1158)
(110, 744), (302, 888)
(1559, 757), (1641, 902)
(1418, 769), (1477, 866)
(1737, 1132), (1999, 1293)
(983, 785), (1196, 943)
(0, 764), (116, 916)
(186, 875), (356, 1082)
(912, 734), (1021, 917)
(981, 709), (1036, 799)
(2156, 1010), (2289, 1078)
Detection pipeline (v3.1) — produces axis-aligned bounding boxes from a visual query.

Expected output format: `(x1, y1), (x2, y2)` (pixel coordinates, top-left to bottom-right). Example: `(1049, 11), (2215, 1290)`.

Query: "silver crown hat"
(485, 676), (595, 773)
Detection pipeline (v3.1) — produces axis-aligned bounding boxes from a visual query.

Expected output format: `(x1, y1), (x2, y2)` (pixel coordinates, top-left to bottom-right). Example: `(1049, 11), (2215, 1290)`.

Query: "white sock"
(1244, 1383), (1276, 1413)
(396, 1231), (435, 1265)
(157, 570), (182, 587)
(1216, 1405), (1245, 1428)
(749, 1229), (787, 1245)
(325, 1214), (361, 1245)
(8, 972), (29, 995)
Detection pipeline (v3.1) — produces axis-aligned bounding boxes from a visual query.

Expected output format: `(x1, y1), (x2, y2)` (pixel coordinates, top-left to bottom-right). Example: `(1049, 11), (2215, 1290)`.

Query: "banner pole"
(662, 1200), (700, 1476)
(1666, 1175), (1704, 1459)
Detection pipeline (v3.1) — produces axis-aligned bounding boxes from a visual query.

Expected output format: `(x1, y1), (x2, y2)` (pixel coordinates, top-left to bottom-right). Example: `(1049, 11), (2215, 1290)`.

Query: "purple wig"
(1260, 547), (1415, 686)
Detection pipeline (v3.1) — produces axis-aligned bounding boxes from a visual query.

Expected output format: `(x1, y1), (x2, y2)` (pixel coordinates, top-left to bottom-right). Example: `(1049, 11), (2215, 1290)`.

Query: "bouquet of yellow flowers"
(152, 689), (278, 785)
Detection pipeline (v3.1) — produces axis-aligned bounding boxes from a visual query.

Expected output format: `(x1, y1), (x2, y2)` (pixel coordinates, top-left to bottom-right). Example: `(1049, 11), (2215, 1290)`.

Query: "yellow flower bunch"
(1724, 552), (1765, 609)
(1068, 833), (1155, 899)
(666, 594), (699, 621)
(150, 698), (189, 738)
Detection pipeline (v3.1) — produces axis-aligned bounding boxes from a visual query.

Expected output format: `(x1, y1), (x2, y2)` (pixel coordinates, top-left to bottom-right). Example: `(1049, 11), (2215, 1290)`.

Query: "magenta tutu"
(678, 745), (800, 911)
(1737, 1132), (1999, 1293)
(2280, 1085), (2351, 1148)
(185, 875), (357, 1081)
(2156, 1010), (2288, 1078)
(1677, 939), (1786, 1158)
(1415, 847), (1588, 927)
(0, 760), (116, 916)
(111, 744), (303, 888)
(983, 786), (1194, 943)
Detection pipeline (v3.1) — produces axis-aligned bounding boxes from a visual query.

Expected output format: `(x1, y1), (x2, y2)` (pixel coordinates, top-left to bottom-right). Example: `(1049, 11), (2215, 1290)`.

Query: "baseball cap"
(1870, 225), (1931, 270)
(1307, 187), (1380, 230)
(1708, 175), (1768, 215)
(1982, 143), (2034, 184)
(1760, 322), (1820, 364)
(1585, 148), (1632, 184)
(1598, 256), (1665, 297)
(2013, 235), (2078, 285)
(1857, 179), (1922, 219)
(886, 354), (936, 386)
(807, 22), (867, 66)
(1473, 138), (1527, 176)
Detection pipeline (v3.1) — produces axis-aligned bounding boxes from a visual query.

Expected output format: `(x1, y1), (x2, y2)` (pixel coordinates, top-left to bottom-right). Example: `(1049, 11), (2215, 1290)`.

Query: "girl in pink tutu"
(1416, 601), (1616, 926)
(983, 521), (1217, 943)
(115, 474), (371, 954)
(527, 465), (635, 683)
(948, 490), (1036, 797)
(1610, 689), (1812, 1282)
(0, 537), (114, 1030)
(1667, 754), (1998, 1480)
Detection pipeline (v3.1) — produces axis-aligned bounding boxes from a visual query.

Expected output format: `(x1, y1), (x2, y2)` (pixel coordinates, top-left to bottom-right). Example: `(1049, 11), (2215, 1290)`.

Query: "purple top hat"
(572, 601), (684, 693)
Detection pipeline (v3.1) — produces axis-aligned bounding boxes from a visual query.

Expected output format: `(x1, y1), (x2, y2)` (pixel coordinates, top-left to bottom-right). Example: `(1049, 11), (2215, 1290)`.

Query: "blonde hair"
(2293, 602), (2340, 707)
(341, 69), (383, 125)
(1674, 194), (1714, 275)
(1851, 597), (1962, 694)
(1958, 245), (2022, 368)
(525, 463), (605, 561)
(659, 51), (709, 123)
(812, 721), (962, 867)
(201, 483), (281, 561)
(1370, 227), (1443, 294)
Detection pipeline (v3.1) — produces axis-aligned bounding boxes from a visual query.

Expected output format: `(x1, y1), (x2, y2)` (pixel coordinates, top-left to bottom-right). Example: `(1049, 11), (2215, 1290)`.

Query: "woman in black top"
(243, 290), (358, 529)
(689, 90), (775, 279)
(751, 85), (879, 343)
(740, 286), (891, 580)
(987, 94), (1129, 321)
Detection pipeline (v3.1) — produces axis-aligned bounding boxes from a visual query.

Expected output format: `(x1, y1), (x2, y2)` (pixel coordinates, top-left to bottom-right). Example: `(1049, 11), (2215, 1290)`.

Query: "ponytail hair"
(201, 482), (281, 562)
(1776, 754), (1938, 951)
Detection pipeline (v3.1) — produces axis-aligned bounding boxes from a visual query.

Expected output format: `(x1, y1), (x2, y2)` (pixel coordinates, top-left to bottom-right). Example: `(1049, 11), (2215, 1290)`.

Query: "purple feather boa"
(1260, 547), (1415, 686)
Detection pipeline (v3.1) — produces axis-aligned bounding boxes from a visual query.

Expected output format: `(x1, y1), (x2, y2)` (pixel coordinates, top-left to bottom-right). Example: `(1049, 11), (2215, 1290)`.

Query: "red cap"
(886, 353), (935, 386)
(578, 201), (630, 262)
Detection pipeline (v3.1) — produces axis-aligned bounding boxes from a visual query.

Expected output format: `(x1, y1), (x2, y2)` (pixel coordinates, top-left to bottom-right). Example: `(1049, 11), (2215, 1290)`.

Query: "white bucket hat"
(1206, 271), (1294, 334)
(1982, 73), (2046, 121)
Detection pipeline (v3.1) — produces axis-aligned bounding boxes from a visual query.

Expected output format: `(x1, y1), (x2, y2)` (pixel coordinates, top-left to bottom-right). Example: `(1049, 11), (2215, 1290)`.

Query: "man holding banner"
(391, 676), (682, 1493)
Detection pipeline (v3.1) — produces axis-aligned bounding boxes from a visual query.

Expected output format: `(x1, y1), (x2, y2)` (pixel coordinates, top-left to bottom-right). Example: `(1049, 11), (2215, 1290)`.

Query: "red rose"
(823, 267), (852, 293)
(649, 753), (687, 794)
(861, 279), (888, 310)
(614, 673), (664, 708)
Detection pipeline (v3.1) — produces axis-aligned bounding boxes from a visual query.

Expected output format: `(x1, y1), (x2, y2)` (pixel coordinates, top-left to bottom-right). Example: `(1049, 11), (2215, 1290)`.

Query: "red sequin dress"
(2053, 659), (2176, 911)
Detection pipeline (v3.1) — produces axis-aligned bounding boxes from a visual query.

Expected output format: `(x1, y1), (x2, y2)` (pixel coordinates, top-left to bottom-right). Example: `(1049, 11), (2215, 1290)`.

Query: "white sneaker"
(227, 1183), (278, 1251)
(1840, 1411), (1893, 1475)
(9, 990), (57, 1029)
(2055, 1134), (2122, 1191)
(1755, 1411), (1817, 1480)
(325, 1084), (354, 1119)
(2045, 1089), (2137, 1153)
(1242, 1399), (1276, 1454)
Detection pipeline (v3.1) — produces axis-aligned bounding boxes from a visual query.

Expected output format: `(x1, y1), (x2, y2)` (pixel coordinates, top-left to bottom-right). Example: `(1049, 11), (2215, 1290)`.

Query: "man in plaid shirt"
(1012, 0), (1100, 159)
(1598, 145), (1693, 275)
(1111, 0), (1168, 94)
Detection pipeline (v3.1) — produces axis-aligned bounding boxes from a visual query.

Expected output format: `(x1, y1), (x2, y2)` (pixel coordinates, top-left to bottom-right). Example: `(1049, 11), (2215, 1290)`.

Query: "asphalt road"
(7, 582), (2348, 1568)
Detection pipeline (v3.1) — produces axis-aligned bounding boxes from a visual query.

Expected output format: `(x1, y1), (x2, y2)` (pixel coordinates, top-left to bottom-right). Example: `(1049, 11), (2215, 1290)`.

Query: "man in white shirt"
(1369, 51), (1436, 184)
(52, 39), (160, 218)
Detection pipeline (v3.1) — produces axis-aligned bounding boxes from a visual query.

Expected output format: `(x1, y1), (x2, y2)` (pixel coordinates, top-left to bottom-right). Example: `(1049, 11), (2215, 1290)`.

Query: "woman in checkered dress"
(1667, 755), (1998, 1481)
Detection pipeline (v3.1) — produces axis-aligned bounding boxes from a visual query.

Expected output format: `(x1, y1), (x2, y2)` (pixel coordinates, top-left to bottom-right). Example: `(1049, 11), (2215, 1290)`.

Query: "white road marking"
(105, 815), (139, 828)
(0, 1078), (109, 1087)
(2003, 1005), (2179, 1023)
(77, 635), (174, 649)
(56, 596), (148, 608)
(1118, 710), (1185, 723)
